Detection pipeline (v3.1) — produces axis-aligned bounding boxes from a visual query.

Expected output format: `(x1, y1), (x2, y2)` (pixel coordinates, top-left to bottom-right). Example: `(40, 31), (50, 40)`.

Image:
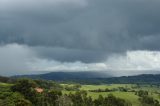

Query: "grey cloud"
(32, 46), (107, 63)
(0, 44), (35, 76)
(0, 0), (160, 63)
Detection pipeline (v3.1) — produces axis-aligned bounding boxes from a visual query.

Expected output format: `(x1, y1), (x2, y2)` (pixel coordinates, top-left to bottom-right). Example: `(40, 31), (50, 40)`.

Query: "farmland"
(1, 77), (160, 106)
(62, 84), (160, 106)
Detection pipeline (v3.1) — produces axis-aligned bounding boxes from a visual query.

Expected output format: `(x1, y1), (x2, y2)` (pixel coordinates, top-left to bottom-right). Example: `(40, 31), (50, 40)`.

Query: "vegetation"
(14, 73), (160, 84)
(1, 76), (160, 106)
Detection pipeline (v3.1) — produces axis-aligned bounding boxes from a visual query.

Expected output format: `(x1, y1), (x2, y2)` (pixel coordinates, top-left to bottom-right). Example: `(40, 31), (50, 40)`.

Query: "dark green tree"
(11, 79), (37, 103)
(46, 90), (62, 106)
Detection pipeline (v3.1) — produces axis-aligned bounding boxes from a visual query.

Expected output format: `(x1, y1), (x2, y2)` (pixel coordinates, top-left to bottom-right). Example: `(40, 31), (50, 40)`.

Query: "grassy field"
(88, 92), (140, 106)
(80, 84), (134, 90)
(0, 82), (13, 88)
(62, 84), (160, 106)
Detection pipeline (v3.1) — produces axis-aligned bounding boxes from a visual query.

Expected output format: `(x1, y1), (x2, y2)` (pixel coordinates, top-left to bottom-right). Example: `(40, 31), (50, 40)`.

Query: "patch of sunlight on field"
(60, 84), (75, 87)
(80, 84), (134, 90)
(62, 90), (75, 94)
(0, 82), (12, 87)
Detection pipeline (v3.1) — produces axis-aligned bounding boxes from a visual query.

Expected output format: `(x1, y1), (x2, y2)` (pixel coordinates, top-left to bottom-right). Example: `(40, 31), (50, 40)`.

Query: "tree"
(57, 95), (72, 106)
(135, 90), (148, 97)
(11, 79), (37, 103)
(46, 90), (62, 106)
(139, 96), (160, 106)
(68, 90), (92, 106)
(94, 95), (104, 106)
(15, 98), (32, 106)
(104, 94), (125, 106)
(0, 91), (32, 106)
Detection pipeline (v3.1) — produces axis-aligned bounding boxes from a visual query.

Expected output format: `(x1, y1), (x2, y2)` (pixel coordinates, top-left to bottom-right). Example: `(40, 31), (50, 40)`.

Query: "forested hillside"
(13, 73), (160, 84)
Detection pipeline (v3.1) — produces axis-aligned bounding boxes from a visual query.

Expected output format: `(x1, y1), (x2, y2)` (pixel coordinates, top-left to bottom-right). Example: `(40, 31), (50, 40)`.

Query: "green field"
(80, 84), (134, 90)
(62, 84), (160, 106)
(0, 82), (12, 86)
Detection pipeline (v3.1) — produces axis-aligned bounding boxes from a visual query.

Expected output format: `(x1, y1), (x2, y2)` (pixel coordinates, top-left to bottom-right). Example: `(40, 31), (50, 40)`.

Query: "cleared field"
(80, 84), (134, 90)
(88, 92), (140, 106)
(0, 82), (12, 87)
(62, 84), (160, 106)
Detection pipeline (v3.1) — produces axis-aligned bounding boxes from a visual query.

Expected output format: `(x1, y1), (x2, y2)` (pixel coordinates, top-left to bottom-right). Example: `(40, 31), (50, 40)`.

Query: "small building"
(35, 87), (44, 93)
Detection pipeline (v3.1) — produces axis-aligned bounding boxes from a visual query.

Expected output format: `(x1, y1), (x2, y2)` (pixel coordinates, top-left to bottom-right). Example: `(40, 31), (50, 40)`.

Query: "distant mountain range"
(13, 71), (112, 80)
(12, 71), (160, 84)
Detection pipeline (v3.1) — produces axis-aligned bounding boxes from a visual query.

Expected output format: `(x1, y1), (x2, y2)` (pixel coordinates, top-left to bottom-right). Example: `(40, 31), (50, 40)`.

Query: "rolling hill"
(13, 71), (112, 80)
(12, 71), (160, 84)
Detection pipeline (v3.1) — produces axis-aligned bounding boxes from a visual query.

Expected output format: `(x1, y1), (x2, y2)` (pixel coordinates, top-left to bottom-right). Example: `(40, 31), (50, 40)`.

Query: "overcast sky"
(0, 0), (160, 76)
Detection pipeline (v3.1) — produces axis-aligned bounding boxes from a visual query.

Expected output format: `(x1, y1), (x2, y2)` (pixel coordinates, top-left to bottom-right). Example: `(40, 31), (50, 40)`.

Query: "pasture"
(62, 84), (160, 106)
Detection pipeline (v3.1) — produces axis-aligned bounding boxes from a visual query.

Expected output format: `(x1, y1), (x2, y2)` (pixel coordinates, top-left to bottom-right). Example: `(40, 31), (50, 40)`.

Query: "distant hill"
(88, 74), (160, 84)
(0, 76), (10, 83)
(13, 71), (112, 80)
(12, 71), (160, 84)
(0, 76), (16, 83)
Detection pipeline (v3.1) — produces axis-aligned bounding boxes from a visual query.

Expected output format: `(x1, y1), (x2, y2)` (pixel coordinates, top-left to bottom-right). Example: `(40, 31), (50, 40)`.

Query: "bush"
(135, 90), (148, 97)
(139, 96), (160, 106)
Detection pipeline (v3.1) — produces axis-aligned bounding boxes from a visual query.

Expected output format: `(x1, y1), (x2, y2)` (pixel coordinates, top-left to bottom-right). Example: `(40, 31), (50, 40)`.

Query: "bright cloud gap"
(0, 44), (160, 76)
(29, 50), (160, 76)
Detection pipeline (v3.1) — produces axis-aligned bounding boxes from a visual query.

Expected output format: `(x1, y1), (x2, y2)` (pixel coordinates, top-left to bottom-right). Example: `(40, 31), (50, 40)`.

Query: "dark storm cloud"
(32, 46), (107, 63)
(0, 0), (160, 62)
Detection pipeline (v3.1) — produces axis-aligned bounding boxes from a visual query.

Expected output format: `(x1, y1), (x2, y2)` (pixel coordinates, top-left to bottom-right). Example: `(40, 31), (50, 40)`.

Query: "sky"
(0, 0), (160, 76)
